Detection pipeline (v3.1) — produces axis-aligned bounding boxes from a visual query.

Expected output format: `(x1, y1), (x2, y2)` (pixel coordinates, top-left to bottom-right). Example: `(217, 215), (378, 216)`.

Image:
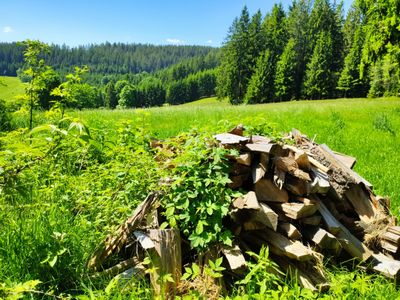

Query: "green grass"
(0, 76), (25, 102)
(3, 96), (400, 298)
(71, 97), (400, 212)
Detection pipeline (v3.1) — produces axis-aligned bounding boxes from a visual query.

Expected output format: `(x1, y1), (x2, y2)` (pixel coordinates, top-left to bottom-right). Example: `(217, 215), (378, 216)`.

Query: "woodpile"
(87, 125), (400, 297)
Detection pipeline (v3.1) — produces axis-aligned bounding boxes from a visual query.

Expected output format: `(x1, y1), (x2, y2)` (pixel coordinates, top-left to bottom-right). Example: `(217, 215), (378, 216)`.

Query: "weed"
(373, 113), (396, 135)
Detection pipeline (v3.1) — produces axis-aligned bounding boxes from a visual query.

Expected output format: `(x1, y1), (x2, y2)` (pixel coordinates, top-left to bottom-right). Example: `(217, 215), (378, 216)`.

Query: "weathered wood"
(284, 175), (311, 196)
(345, 184), (378, 223)
(250, 135), (271, 144)
(388, 226), (400, 236)
(278, 222), (302, 240)
(283, 144), (329, 173)
(214, 133), (248, 145)
(253, 228), (314, 261)
(236, 153), (252, 166)
(381, 240), (398, 253)
(148, 228), (182, 297)
(332, 151), (357, 169)
(254, 178), (289, 203)
(252, 153), (269, 183)
(246, 143), (275, 153)
(133, 231), (155, 250)
(303, 227), (341, 254)
(310, 167), (330, 194)
(382, 231), (400, 244)
(222, 244), (246, 272)
(313, 196), (372, 261)
(255, 203), (278, 231)
(228, 124), (244, 136)
(319, 144), (372, 188)
(372, 253), (400, 279)
(275, 156), (311, 181)
(232, 191), (260, 210)
(295, 152), (311, 170)
(272, 202), (318, 219)
(88, 192), (160, 270)
(90, 257), (143, 279)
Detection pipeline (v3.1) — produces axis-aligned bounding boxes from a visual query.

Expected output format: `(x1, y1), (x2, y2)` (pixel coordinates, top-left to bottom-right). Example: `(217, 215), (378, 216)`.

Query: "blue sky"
(1, 0), (352, 47)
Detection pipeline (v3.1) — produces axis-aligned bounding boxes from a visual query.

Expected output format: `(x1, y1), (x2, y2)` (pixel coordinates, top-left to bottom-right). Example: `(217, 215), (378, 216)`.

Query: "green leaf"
(195, 221), (204, 235)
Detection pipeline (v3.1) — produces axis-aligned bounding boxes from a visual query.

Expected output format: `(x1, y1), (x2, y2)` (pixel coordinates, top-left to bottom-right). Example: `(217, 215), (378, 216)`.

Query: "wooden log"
(232, 191), (260, 210)
(345, 184), (377, 223)
(228, 124), (244, 136)
(303, 227), (341, 254)
(133, 231), (156, 250)
(382, 231), (400, 245)
(278, 222), (302, 240)
(214, 133), (248, 145)
(88, 192), (160, 270)
(253, 228), (314, 261)
(246, 143), (275, 153)
(228, 173), (249, 189)
(148, 228), (182, 297)
(313, 196), (372, 261)
(252, 153), (269, 183)
(255, 203), (278, 231)
(284, 175), (311, 196)
(372, 253), (400, 279)
(318, 144), (372, 189)
(294, 152), (311, 170)
(254, 178), (289, 203)
(388, 226), (400, 236)
(90, 257), (143, 279)
(310, 167), (330, 194)
(332, 150), (356, 169)
(272, 202), (318, 219)
(283, 145), (329, 173)
(275, 156), (311, 181)
(236, 153), (252, 166)
(250, 135), (271, 144)
(222, 244), (246, 273)
(381, 240), (398, 253)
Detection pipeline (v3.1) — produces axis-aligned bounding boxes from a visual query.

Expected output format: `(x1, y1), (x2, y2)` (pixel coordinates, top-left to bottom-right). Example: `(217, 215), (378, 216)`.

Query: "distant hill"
(0, 42), (219, 81)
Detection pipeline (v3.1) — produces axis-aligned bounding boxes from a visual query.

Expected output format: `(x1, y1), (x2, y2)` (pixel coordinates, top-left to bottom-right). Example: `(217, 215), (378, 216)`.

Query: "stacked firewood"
(87, 126), (400, 296)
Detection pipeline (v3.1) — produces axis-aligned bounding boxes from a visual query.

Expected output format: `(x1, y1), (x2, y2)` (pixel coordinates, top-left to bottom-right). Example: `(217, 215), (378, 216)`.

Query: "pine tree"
(217, 6), (252, 104)
(274, 39), (298, 101)
(303, 32), (334, 99)
(245, 50), (275, 103)
(337, 27), (369, 97)
(104, 80), (117, 108)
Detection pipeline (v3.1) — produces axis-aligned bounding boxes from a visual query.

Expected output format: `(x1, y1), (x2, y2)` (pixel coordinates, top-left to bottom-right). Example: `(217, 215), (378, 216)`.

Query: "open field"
(2, 95), (400, 298)
(0, 76), (25, 102)
(72, 97), (400, 212)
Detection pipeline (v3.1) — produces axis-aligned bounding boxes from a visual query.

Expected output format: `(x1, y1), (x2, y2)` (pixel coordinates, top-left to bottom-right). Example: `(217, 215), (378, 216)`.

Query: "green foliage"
(373, 113), (396, 136)
(0, 99), (12, 131)
(303, 31), (334, 99)
(161, 131), (237, 251)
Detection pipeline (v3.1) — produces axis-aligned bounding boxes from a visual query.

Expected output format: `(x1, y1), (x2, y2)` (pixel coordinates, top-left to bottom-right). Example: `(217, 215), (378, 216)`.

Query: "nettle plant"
(161, 130), (241, 251)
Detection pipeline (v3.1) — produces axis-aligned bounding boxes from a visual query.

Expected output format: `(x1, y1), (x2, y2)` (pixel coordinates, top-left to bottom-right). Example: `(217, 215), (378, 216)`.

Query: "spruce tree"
(244, 50), (275, 103)
(303, 32), (334, 99)
(274, 39), (298, 101)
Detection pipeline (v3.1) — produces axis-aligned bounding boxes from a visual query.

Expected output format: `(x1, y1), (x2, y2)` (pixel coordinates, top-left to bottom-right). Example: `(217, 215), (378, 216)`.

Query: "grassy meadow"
(1, 76), (400, 298)
(0, 76), (26, 103)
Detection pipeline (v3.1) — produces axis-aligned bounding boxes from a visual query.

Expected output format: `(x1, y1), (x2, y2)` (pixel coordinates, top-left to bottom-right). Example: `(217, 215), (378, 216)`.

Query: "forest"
(1, 0), (399, 110)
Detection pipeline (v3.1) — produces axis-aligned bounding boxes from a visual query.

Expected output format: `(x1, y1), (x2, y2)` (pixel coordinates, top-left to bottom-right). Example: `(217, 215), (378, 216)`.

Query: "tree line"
(217, 0), (400, 104)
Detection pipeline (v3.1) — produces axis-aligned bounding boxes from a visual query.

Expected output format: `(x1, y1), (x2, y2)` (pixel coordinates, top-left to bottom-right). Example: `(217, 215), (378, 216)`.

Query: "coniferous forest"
(0, 0), (399, 109)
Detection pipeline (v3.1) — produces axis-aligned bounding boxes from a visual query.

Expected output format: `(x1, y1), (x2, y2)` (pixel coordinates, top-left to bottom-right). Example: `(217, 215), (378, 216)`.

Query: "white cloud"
(206, 40), (213, 44)
(166, 38), (185, 45)
(3, 26), (14, 33)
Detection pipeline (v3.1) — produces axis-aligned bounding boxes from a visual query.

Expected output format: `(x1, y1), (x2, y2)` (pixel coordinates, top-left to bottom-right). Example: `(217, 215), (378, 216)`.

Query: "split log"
(88, 192), (161, 270)
(272, 202), (318, 219)
(332, 151), (356, 169)
(275, 156), (311, 181)
(228, 124), (244, 136)
(283, 144), (329, 173)
(133, 231), (155, 250)
(345, 184), (379, 223)
(284, 175), (311, 196)
(372, 253), (400, 279)
(388, 226), (400, 236)
(90, 257), (143, 279)
(313, 196), (372, 261)
(250, 135), (271, 144)
(214, 133), (248, 145)
(278, 222), (302, 240)
(382, 231), (400, 245)
(303, 227), (341, 254)
(381, 240), (398, 253)
(222, 244), (246, 273)
(310, 167), (330, 194)
(254, 179), (289, 203)
(252, 153), (269, 183)
(252, 228), (314, 261)
(254, 203), (278, 231)
(236, 153), (252, 166)
(148, 228), (182, 297)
